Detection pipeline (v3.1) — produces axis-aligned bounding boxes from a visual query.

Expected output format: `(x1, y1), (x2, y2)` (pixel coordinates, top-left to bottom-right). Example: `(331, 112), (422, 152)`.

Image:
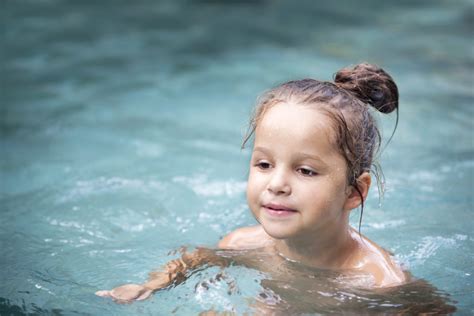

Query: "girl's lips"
(263, 203), (298, 217)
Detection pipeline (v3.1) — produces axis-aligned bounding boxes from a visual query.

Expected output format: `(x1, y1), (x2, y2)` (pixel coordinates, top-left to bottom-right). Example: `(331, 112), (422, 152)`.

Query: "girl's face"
(247, 102), (352, 240)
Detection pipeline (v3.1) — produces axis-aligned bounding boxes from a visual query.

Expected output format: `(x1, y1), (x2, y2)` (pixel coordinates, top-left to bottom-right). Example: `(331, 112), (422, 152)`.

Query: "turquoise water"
(2, 0), (473, 314)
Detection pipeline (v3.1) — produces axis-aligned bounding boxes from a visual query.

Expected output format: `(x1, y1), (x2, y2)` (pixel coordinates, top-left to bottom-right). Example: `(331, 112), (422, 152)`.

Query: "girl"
(96, 63), (407, 304)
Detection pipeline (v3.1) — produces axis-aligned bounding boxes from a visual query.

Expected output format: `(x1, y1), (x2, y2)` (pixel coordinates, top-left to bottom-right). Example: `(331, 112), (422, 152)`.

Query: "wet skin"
(222, 102), (406, 287)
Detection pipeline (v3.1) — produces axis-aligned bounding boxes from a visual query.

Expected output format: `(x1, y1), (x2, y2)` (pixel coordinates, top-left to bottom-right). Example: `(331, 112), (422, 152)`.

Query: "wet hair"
(243, 63), (399, 230)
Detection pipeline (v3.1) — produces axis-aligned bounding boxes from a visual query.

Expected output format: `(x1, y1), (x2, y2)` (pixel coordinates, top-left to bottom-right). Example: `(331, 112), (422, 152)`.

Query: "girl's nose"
(267, 169), (291, 195)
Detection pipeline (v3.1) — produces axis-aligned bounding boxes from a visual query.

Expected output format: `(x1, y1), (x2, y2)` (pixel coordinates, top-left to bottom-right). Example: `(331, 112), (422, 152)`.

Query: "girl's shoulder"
(350, 231), (408, 288)
(218, 225), (274, 250)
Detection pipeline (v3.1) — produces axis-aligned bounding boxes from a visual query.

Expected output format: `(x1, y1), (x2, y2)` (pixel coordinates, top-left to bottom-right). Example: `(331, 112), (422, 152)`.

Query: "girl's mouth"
(263, 203), (298, 217)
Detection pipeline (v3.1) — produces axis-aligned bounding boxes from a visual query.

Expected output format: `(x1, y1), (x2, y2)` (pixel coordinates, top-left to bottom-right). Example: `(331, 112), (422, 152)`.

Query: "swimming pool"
(2, 0), (473, 314)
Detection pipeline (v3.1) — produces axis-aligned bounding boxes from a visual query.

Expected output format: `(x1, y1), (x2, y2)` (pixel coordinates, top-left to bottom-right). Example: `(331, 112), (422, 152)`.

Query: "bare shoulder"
(351, 232), (407, 288)
(218, 225), (273, 250)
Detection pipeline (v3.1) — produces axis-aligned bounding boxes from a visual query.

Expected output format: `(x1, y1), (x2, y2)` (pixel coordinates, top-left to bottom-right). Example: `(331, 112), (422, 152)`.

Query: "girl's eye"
(298, 168), (317, 176)
(256, 162), (271, 170)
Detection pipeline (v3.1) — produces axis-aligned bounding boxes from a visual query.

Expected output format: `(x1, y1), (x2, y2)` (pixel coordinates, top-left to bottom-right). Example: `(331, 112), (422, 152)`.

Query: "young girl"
(96, 63), (408, 304)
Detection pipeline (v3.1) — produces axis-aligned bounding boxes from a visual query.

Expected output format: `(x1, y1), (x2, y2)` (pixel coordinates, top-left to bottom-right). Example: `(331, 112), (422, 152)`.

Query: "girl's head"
(246, 63), (398, 188)
(244, 63), (398, 237)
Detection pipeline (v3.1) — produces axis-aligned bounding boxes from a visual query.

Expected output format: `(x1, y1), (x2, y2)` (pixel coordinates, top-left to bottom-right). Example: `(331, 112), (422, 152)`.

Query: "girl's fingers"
(96, 285), (151, 302)
(95, 290), (111, 297)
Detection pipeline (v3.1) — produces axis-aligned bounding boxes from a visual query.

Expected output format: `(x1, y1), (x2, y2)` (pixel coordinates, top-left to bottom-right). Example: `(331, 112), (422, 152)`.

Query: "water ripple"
(173, 174), (246, 197)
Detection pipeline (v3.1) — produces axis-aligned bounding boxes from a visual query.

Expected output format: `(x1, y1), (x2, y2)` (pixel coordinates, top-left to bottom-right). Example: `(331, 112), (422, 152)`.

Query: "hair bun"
(334, 63), (398, 114)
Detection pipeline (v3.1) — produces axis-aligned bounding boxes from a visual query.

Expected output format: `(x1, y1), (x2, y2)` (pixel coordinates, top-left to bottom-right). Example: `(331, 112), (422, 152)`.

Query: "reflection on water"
(256, 276), (456, 315)
(208, 249), (456, 315)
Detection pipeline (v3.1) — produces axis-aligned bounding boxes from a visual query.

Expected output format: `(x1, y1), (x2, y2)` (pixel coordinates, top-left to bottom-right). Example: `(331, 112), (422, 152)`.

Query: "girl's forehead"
(257, 102), (335, 138)
(254, 103), (340, 155)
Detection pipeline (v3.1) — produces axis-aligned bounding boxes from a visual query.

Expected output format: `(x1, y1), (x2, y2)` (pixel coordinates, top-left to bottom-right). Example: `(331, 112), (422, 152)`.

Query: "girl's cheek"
(248, 172), (266, 192)
(247, 169), (259, 186)
(246, 175), (256, 201)
(246, 173), (263, 204)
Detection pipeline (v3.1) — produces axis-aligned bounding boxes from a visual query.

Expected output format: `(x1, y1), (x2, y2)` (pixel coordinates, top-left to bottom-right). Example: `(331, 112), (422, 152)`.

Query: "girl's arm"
(95, 247), (229, 303)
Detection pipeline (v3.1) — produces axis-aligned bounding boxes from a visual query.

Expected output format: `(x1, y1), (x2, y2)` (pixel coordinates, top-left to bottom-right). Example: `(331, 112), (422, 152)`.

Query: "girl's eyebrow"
(253, 146), (328, 166)
(252, 146), (271, 155)
(295, 152), (328, 167)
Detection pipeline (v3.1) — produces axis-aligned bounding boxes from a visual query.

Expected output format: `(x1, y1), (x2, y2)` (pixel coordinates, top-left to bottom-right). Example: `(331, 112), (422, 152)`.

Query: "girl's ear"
(343, 172), (371, 211)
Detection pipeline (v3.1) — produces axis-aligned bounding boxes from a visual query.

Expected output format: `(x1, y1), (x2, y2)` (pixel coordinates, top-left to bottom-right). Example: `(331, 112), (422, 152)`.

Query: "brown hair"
(243, 63), (399, 228)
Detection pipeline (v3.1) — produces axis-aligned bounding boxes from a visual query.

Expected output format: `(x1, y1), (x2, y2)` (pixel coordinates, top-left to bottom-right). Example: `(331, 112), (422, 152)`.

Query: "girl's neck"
(273, 221), (356, 269)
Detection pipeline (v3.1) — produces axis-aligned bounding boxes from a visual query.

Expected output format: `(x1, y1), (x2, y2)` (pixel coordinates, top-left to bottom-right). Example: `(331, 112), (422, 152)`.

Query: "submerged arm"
(95, 247), (229, 303)
(145, 247), (229, 289)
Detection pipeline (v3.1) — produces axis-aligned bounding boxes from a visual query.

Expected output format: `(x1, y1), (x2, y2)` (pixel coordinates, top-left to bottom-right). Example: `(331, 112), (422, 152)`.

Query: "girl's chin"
(261, 223), (297, 240)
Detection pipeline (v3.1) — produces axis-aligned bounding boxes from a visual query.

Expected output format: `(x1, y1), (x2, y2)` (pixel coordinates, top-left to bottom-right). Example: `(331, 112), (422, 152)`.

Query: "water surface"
(1, 0), (473, 314)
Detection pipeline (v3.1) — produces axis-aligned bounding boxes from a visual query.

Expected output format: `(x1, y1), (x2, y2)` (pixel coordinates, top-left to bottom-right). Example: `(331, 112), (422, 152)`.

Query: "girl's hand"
(95, 284), (153, 303)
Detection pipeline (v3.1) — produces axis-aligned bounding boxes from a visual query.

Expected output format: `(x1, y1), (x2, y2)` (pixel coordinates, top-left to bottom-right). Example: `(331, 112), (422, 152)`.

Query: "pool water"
(1, 0), (473, 314)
